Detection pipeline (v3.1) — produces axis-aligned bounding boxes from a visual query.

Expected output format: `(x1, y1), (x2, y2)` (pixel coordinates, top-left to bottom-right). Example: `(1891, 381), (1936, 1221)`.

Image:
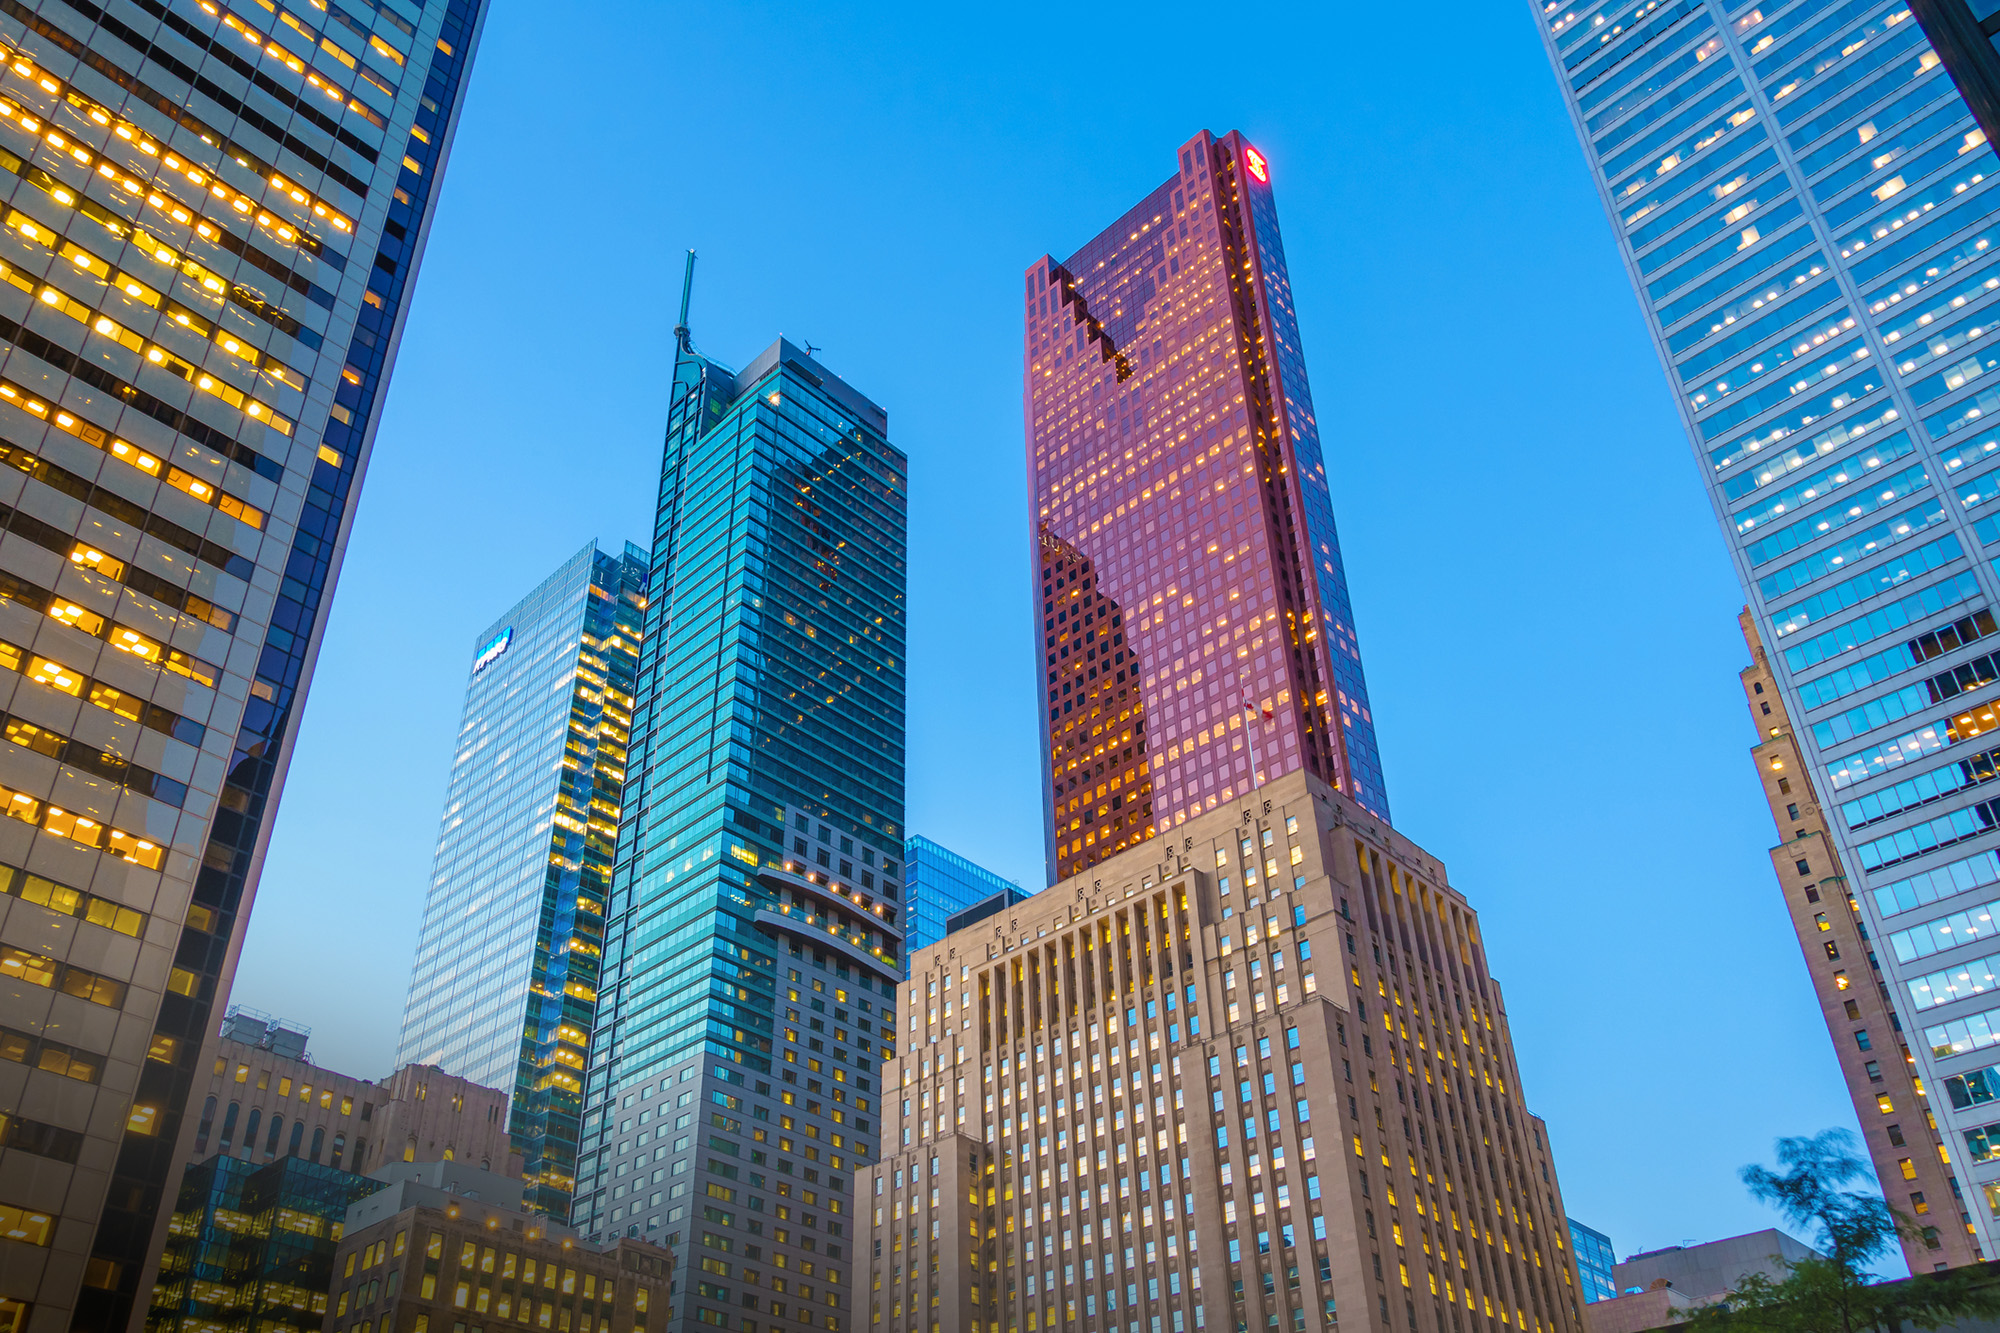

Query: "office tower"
(904, 835), (1023, 962)
(861, 769), (1584, 1333)
(1025, 130), (1387, 885)
(395, 540), (647, 1220)
(1737, 611), (1971, 1265)
(1565, 1218), (1616, 1304)
(571, 322), (908, 1333)
(0, 0), (486, 1324)
(1533, 0), (2000, 1264)
(331, 1162), (673, 1333)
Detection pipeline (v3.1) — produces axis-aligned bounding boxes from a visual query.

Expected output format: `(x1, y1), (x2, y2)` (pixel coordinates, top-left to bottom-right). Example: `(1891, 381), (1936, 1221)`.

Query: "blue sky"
(231, 0), (1867, 1268)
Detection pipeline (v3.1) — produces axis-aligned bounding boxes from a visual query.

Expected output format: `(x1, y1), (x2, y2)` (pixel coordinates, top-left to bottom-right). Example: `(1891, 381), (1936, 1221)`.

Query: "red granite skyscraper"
(1027, 130), (1387, 881)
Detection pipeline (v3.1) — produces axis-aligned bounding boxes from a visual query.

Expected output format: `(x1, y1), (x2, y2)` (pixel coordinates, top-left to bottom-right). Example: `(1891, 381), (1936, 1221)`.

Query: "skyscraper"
(1734, 610), (1971, 1264)
(863, 769), (1586, 1333)
(1025, 130), (1386, 885)
(572, 310), (907, 1333)
(903, 834), (1023, 963)
(1533, 0), (2000, 1264)
(396, 540), (646, 1220)
(0, 0), (487, 1326)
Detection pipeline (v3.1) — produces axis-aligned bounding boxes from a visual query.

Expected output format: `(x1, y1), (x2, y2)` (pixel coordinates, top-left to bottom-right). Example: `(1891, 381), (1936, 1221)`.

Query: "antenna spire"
(674, 249), (696, 354)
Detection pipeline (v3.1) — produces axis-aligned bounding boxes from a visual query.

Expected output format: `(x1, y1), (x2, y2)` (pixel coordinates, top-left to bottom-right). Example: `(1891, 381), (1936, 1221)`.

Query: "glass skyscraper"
(0, 0), (486, 1326)
(1025, 129), (1387, 885)
(572, 322), (906, 1333)
(1534, 0), (2000, 1265)
(902, 834), (1022, 965)
(396, 540), (646, 1220)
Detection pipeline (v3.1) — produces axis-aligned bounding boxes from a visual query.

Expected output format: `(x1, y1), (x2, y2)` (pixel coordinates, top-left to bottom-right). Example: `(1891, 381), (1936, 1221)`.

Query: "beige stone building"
(1736, 613), (1982, 1269)
(182, 1010), (520, 1178)
(862, 768), (1583, 1333)
(325, 1162), (671, 1333)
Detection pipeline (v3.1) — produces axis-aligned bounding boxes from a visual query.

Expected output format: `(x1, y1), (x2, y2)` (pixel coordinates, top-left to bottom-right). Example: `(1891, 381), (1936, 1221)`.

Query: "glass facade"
(902, 834), (1023, 965)
(396, 540), (645, 1220)
(1025, 129), (1386, 885)
(146, 1154), (375, 1333)
(0, 0), (487, 1326)
(1533, 0), (2000, 1263)
(1567, 1218), (1618, 1303)
(572, 330), (906, 1332)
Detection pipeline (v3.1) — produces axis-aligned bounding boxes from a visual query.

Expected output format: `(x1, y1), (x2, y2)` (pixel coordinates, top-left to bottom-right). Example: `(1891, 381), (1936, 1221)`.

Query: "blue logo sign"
(473, 627), (513, 674)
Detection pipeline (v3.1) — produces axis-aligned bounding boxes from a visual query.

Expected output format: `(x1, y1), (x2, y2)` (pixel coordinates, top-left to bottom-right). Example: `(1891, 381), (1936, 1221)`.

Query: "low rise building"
(144, 1015), (526, 1333)
(146, 1154), (377, 1333)
(181, 1010), (519, 1178)
(326, 1163), (671, 1333)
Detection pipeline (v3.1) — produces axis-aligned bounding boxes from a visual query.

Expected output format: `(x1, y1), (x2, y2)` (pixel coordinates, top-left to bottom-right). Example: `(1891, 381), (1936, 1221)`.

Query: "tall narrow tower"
(572, 310), (907, 1331)
(1533, 0), (2000, 1266)
(0, 0), (490, 1326)
(396, 540), (647, 1220)
(1025, 130), (1386, 885)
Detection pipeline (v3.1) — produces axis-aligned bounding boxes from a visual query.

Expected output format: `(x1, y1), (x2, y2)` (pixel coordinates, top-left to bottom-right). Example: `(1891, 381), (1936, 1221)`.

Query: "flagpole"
(1240, 671), (1261, 790)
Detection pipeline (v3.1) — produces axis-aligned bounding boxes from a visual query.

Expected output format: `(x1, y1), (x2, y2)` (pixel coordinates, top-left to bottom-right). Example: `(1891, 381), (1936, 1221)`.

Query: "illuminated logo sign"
(473, 627), (513, 674)
(1244, 146), (1269, 183)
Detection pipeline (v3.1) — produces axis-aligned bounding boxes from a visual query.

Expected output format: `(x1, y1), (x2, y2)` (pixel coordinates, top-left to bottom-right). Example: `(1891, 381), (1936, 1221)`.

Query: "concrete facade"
(1738, 613), (1979, 1269)
(862, 768), (1584, 1333)
(1613, 1229), (1818, 1301)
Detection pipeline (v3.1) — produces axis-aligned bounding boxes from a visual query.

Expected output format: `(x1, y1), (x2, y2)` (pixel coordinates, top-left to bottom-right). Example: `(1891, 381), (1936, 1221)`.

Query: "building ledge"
(753, 907), (903, 984)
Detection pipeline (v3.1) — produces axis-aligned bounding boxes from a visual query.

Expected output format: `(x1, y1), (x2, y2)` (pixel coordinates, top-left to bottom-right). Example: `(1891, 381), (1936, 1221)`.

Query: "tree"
(1676, 1129), (2000, 1333)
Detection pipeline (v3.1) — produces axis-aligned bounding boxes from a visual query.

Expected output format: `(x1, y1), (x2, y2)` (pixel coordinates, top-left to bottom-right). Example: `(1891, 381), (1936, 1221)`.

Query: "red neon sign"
(1244, 146), (1268, 183)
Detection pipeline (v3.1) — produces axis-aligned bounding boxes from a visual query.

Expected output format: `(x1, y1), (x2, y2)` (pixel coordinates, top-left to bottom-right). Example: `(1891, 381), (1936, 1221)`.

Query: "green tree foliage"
(1677, 1130), (2000, 1333)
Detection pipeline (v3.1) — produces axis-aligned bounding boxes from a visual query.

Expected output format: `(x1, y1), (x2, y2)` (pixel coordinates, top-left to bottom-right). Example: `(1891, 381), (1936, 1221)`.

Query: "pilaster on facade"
(864, 770), (1582, 1333)
(1738, 610), (1982, 1269)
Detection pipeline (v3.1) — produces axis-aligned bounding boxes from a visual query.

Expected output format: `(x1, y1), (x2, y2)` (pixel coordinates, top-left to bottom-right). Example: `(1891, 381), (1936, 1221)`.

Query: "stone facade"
(184, 1034), (519, 1180)
(326, 1191), (670, 1333)
(1737, 612), (1981, 1269)
(862, 768), (1584, 1333)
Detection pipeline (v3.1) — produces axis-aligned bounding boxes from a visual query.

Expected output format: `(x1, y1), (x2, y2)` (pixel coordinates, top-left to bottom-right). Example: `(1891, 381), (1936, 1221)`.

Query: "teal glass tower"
(573, 278), (907, 1333)
(396, 540), (646, 1221)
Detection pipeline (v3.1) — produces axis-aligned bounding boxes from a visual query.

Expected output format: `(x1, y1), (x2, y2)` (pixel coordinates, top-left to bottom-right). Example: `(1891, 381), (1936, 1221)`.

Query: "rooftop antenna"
(674, 249), (696, 355)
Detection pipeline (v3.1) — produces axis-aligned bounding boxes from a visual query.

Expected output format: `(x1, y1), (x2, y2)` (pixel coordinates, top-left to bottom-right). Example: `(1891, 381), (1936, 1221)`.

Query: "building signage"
(473, 627), (513, 674)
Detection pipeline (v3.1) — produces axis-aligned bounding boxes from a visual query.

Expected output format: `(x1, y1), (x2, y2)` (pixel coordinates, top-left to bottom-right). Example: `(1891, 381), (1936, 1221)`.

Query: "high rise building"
(862, 768), (1584, 1333)
(571, 316), (907, 1333)
(903, 835), (1023, 963)
(1566, 1218), (1616, 1304)
(1024, 130), (1387, 885)
(0, 0), (487, 1325)
(1533, 0), (2000, 1265)
(1735, 611), (1970, 1265)
(395, 540), (646, 1220)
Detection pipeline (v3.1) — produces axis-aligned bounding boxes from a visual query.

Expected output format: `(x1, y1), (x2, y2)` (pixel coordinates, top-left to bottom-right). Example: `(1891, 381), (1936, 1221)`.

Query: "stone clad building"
(862, 769), (1584, 1333)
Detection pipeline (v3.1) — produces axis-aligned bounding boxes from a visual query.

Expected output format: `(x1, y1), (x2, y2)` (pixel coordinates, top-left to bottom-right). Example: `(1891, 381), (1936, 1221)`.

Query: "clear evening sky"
(232, 0), (1856, 1270)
